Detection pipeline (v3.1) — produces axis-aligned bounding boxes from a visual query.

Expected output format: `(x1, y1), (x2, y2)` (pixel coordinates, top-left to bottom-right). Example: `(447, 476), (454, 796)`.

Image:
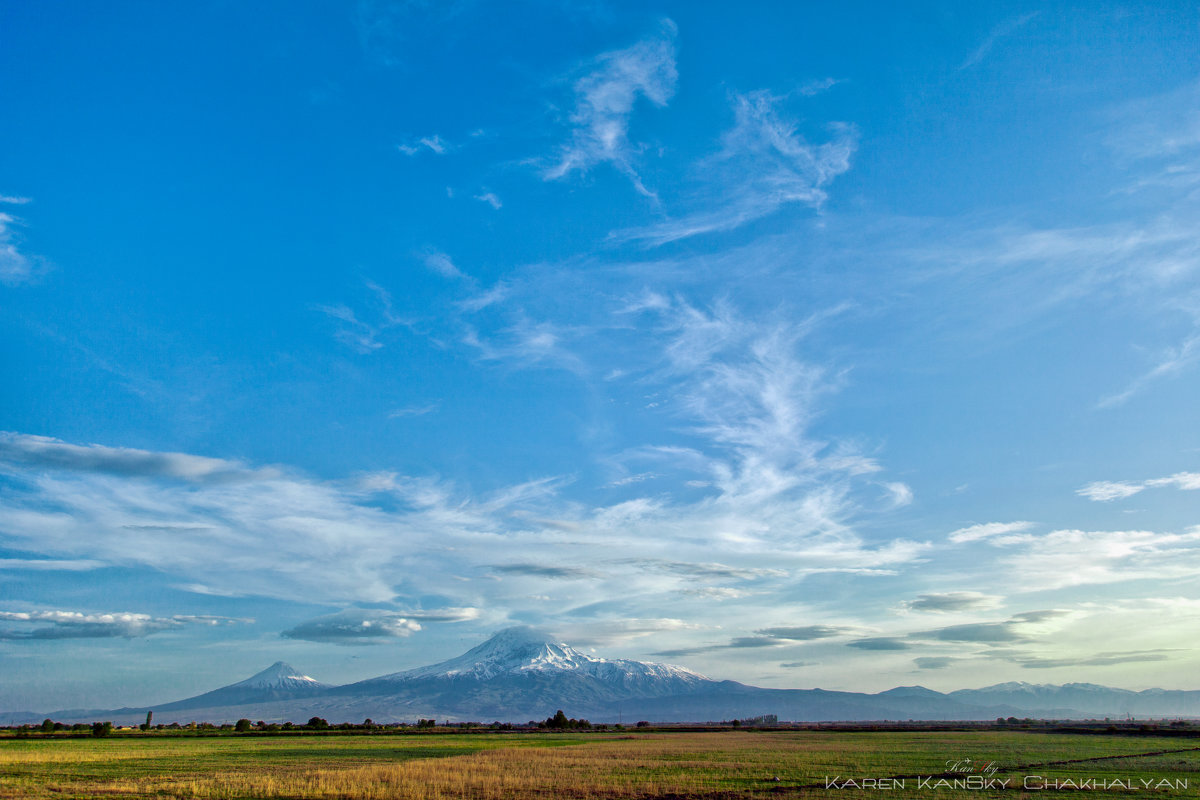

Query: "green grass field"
(2, 730), (1198, 798)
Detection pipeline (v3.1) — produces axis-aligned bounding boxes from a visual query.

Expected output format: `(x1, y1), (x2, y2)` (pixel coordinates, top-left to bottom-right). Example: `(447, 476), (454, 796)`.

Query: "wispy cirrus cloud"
(421, 248), (466, 279)
(315, 279), (410, 352)
(397, 134), (451, 156)
(388, 403), (439, 419)
(0, 610), (247, 641)
(1078, 472), (1200, 502)
(474, 191), (502, 210)
(543, 20), (677, 198)
(1105, 78), (1200, 194)
(984, 527), (1200, 590)
(959, 12), (1039, 70)
(1, 195), (40, 286)
(614, 89), (857, 246)
(1098, 333), (1200, 408)
(947, 521), (1033, 543)
(0, 299), (921, 651)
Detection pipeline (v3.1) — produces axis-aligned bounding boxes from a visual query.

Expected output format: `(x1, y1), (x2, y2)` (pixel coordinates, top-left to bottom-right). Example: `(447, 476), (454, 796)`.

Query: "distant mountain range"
(5, 627), (1199, 725)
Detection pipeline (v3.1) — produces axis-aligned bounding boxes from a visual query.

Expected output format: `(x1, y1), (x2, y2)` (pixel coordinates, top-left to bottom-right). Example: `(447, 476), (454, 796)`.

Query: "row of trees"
(536, 710), (593, 730)
(24, 711), (627, 735)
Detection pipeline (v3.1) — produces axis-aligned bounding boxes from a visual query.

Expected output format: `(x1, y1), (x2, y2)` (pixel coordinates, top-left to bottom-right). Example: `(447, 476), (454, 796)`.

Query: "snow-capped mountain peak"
(230, 661), (326, 691)
(373, 626), (708, 686)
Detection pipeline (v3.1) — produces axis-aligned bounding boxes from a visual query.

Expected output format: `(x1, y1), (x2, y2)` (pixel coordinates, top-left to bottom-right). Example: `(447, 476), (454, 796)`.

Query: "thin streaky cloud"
(397, 134), (451, 156)
(904, 592), (1002, 613)
(1097, 331), (1200, 408)
(847, 637), (911, 650)
(947, 521), (1033, 543)
(422, 248), (466, 279)
(388, 404), (439, 419)
(544, 20), (677, 198)
(316, 280), (410, 353)
(755, 625), (846, 640)
(613, 90), (857, 246)
(991, 528), (1200, 590)
(959, 12), (1039, 69)
(797, 77), (841, 96)
(1077, 480), (1144, 502)
(0, 209), (35, 285)
(914, 657), (956, 670)
(1078, 471), (1200, 501)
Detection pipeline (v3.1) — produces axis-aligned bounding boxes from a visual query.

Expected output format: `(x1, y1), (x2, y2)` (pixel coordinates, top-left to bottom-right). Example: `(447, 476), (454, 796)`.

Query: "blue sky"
(2, 1), (1200, 709)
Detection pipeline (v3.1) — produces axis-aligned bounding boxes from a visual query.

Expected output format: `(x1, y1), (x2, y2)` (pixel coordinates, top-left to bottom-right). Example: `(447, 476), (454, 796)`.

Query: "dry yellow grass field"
(3, 730), (1198, 799)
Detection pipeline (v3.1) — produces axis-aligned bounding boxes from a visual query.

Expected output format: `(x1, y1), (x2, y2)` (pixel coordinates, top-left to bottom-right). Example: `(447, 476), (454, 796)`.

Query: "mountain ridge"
(4, 627), (1199, 725)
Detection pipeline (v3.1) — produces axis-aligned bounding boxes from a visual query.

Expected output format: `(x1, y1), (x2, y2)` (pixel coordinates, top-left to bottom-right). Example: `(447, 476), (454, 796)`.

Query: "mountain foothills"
(5, 628), (1198, 726)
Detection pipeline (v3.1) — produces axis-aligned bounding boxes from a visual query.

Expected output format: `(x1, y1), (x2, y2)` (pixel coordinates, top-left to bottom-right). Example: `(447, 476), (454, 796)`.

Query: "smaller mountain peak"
(233, 661), (324, 689)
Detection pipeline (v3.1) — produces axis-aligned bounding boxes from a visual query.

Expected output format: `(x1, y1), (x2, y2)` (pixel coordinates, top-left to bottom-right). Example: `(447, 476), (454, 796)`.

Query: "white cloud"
(474, 191), (502, 210)
(281, 609), (423, 645)
(422, 248), (466, 279)
(1076, 481), (1145, 502)
(0, 303), (925, 646)
(1078, 472), (1200, 502)
(457, 282), (509, 312)
(0, 609), (246, 640)
(615, 89), (857, 246)
(463, 318), (586, 373)
(989, 527), (1200, 590)
(0, 206), (36, 286)
(544, 20), (677, 197)
(948, 520), (1034, 543)
(882, 482), (913, 508)
(316, 279), (409, 352)
(1105, 79), (1200, 194)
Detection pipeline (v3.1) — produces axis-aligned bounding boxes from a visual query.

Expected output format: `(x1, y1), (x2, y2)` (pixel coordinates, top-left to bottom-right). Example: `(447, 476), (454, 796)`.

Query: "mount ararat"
(5, 627), (1197, 725)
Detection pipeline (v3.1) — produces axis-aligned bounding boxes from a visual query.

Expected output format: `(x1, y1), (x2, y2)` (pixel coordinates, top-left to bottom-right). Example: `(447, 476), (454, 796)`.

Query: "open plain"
(3, 729), (1200, 799)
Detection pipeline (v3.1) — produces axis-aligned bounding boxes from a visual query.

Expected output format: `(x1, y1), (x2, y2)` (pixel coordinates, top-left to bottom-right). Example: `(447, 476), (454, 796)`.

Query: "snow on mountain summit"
(373, 626), (708, 687)
(230, 661), (326, 691)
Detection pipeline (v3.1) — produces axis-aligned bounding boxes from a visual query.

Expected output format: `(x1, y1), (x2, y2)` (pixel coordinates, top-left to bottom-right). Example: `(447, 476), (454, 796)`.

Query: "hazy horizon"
(2, 1), (1199, 711)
